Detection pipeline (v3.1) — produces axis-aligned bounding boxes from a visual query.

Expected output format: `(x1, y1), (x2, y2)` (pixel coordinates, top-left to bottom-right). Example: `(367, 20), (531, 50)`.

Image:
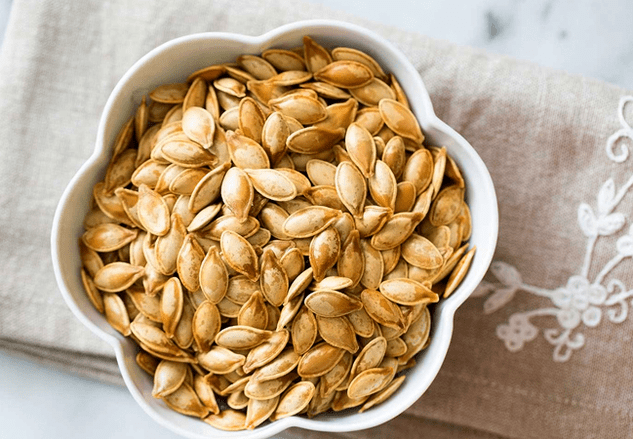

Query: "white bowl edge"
(51, 19), (499, 439)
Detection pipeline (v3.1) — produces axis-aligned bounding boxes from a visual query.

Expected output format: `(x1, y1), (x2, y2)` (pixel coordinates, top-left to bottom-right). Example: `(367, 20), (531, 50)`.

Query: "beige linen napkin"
(2, 0), (633, 437)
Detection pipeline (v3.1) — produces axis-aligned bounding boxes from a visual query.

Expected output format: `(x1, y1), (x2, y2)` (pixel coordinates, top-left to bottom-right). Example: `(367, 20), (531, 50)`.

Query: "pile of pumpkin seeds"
(79, 36), (475, 431)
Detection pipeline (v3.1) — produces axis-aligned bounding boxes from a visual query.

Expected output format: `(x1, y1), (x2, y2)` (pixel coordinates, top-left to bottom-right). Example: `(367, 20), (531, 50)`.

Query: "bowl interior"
(52, 20), (498, 439)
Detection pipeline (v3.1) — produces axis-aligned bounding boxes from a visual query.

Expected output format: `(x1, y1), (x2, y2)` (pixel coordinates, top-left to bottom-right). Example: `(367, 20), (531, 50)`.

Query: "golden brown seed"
(347, 366), (393, 399)
(243, 328), (289, 374)
(368, 160), (397, 210)
(188, 162), (230, 213)
(161, 138), (218, 168)
(245, 396), (279, 430)
(161, 277), (184, 338)
(379, 278), (439, 306)
(306, 159), (336, 187)
(359, 239), (383, 290)
(315, 98), (358, 132)
(94, 262), (144, 293)
(401, 234), (444, 269)
(137, 184), (170, 236)
(152, 360), (187, 398)
(176, 234), (205, 292)
(103, 293), (131, 336)
(238, 290), (268, 330)
(444, 246), (476, 298)
(215, 325), (273, 350)
(260, 250), (289, 307)
(360, 289), (405, 330)
(298, 342), (345, 378)
(271, 381), (315, 421)
(226, 130), (270, 169)
(244, 372), (298, 401)
(238, 97), (265, 143)
(269, 94), (327, 125)
(429, 185), (465, 226)
(286, 126), (345, 155)
(214, 77), (246, 98)
(305, 290), (363, 317)
(263, 49), (306, 72)
(282, 206), (341, 239)
(192, 301), (221, 351)
(82, 223), (138, 253)
(335, 161), (366, 218)
(378, 99), (424, 144)
(350, 78), (395, 106)
(291, 305), (317, 355)
(345, 123), (376, 178)
(336, 230), (364, 288)
(244, 168), (297, 202)
(303, 36), (332, 73)
(162, 382), (209, 418)
(149, 83), (189, 104)
(183, 77), (207, 111)
(220, 230), (259, 281)
(331, 47), (387, 81)
(197, 346), (245, 374)
(309, 226), (341, 282)
(316, 315), (358, 353)
(370, 212), (425, 251)
(204, 409), (247, 431)
(130, 322), (192, 361)
(237, 54), (277, 80)
(314, 60), (373, 89)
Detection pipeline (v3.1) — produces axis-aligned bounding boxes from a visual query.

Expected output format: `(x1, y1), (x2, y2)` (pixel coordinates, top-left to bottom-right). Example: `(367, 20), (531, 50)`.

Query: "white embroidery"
(473, 96), (633, 362)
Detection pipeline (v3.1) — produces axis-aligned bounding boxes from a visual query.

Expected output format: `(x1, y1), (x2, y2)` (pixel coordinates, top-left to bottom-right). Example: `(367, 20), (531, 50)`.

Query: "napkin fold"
(2, 0), (633, 438)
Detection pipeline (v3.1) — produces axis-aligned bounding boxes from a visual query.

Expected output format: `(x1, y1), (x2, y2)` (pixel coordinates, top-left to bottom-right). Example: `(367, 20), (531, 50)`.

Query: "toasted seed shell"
(401, 234), (444, 269)
(204, 409), (247, 431)
(444, 246), (476, 298)
(303, 36), (332, 73)
(335, 161), (366, 218)
(192, 301), (221, 351)
(361, 289), (405, 330)
(81, 269), (104, 313)
(260, 250), (289, 307)
(94, 262), (144, 293)
(155, 214), (186, 275)
(370, 212), (424, 251)
(193, 374), (220, 414)
(286, 126), (345, 155)
(150, 83), (189, 104)
(182, 106), (215, 148)
(345, 123), (376, 178)
(309, 226), (341, 282)
(314, 61), (373, 89)
(226, 130), (270, 169)
(238, 96), (266, 143)
(237, 54), (277, 80)
(103, 293), (131, 335)
(348, 308), (375, 338)
(305, 290), (362, 317)
(337, 230), (364, 288)
(220, 230), (259, 281)
(152, 360), (187, 398)
(163, 382), (209, 418)
(188, 162), (230, 213)
(350, 336), (387, 379)
(368, 160), (397, 210)
(263, 49), (306, 72)
(253, 349), (300, 383)
(359, 374), (405, 413)
(331, 47), (387, 81)
(271, 381), (315, 421)
(359, 239), (383, 290)
(244, 372), (298, 401)
(378, 99), (424, 144)
(347, 366), (393, 399)
(197, 346), (245, 374)
(243, 329), (290, 374)
(291, 305), (318, 355)
(161, 277), (184, 338)
(315, 98), (358, 131)
(350, 78), (395, 106)
(379, 278), (439, 306)
(137, 184), (170, 236)
(298, 342), (345, 378)
(282, 206), (341, 239)
(276, 293), (304, 331)
(82, 223), (138, 252)
(238, 290), (268, 330)
(104, 148), (137, 193)
(221, 167), (254, 223)
(316, 315), (358, 353)
(177, 234), (205, 292)
(245, 395), (279, 430)
(161, 138), (217, 168)
(270, 94), (327, 125)
(130, 322), (191, 360)
(403, 148), (434, 195)
(430, 185), (465, 226)
(245, 168), (297, 202)
(215, 326), (273, 350)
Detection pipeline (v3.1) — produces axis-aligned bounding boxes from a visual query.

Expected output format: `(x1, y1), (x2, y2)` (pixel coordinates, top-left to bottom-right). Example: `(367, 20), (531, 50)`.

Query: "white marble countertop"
(1, 0), (632, 438)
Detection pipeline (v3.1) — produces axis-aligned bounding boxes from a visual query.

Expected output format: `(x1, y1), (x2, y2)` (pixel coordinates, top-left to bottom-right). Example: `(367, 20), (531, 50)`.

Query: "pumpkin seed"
(182, 106), (215, 149)
(204, 409), (247, 431)
(304, 290), (362, 317)
(360, 289), (405, 330)
(260, 249), (288, 307)
(314, 60), (373, 89)
(243, 329), (289, 374)
(220, 230), (259, 281)
(303, 36), (332, 73)
(270, 381), (315, 421)
(378, 99), (424, 144)
(335, 161), (366, 218)
(345, 123), (376, 178)
(176, 234), (205, 292)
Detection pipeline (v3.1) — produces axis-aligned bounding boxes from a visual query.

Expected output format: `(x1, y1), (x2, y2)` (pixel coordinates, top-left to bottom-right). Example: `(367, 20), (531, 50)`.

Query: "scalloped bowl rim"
(51, 19), (498, 439)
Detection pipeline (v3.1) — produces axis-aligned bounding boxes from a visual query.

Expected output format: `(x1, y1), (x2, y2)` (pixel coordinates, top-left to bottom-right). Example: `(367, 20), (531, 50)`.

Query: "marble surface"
(1, 0), (633, 438)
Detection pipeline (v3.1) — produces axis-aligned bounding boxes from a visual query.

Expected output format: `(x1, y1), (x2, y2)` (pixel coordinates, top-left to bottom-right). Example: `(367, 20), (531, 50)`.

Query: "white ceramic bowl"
(51, 19), (498, 439)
